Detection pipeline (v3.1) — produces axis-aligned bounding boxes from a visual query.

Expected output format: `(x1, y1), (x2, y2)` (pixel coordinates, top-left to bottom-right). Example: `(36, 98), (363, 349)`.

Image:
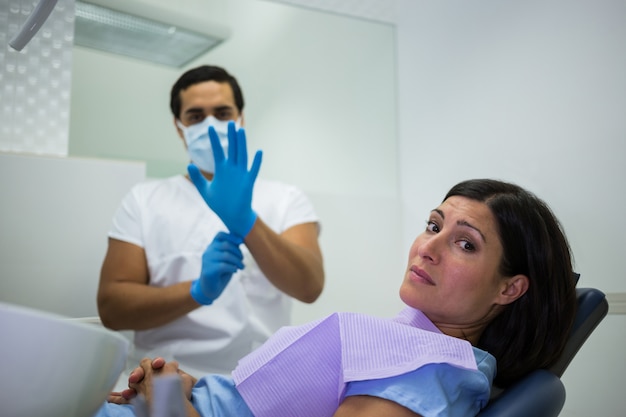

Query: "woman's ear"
(499, 274), (529, 305)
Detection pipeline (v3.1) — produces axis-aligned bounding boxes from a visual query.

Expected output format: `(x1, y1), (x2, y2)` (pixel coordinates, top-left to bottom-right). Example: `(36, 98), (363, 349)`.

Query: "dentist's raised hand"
(188, 121), (262, 239)
(190, 231), (245, 305)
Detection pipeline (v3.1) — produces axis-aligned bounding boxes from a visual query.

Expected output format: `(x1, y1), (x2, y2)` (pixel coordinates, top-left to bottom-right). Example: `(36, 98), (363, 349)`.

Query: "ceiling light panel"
(74, 0), (229, 67)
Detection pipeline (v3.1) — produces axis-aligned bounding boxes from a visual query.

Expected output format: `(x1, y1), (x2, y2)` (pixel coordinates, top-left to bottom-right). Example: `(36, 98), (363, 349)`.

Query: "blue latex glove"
(188, 121), (262, 239)
(190, 231), (245, 305)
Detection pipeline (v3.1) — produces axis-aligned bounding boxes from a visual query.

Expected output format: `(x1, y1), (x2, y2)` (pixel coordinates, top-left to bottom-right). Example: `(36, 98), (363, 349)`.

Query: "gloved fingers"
(227, 120), (238, 164)
(227, 254), (245, 270)
(213, 231), (244, 246)
(249, 150), (263, 183)
(216, 263), (241, 276)
(205, 250), (244, 270)
(236, 126), (248, 169)
(200, 269), (237, 296)
(209, 125), (226, 164)
(187, 163), (210, 193)
(208, 234), (245, 263)
(217, 273), (234, 291)
(216, 247), (245, 269)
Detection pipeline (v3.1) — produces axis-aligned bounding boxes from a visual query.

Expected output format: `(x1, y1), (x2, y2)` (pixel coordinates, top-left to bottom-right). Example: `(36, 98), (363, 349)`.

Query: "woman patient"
(97, 178), (577, 417)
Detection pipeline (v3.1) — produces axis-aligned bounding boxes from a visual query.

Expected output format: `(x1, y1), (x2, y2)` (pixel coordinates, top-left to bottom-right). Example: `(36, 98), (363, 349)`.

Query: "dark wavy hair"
(169, 65), (244, 119)
(444, 179), (577, 387)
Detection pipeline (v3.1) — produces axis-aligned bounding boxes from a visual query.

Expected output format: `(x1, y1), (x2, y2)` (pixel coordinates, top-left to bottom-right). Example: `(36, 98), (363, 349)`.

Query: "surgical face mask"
(176, 115), (241, 173)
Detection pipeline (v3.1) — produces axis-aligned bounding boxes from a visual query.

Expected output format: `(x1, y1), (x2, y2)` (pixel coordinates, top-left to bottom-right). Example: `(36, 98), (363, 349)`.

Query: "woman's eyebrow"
(431, 208), (487, 242)
(457, 220), (487, 243)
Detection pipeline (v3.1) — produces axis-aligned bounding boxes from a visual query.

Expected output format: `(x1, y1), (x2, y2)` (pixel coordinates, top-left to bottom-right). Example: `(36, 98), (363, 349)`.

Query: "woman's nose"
(417, 234), (441, 264)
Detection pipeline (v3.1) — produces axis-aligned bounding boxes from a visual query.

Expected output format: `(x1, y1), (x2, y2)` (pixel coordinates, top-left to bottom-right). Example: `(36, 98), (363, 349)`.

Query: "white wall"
(0, 153), (145, 318)
(394, 0), (626, 415)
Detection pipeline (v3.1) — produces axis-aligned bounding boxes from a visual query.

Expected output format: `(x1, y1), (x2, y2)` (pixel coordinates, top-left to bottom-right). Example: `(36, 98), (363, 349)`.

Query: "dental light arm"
(9, 0), (59, 51)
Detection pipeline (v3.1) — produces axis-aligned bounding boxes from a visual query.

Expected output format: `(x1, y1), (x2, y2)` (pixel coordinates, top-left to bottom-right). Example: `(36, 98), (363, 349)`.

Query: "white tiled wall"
(0, 0), (74, 155)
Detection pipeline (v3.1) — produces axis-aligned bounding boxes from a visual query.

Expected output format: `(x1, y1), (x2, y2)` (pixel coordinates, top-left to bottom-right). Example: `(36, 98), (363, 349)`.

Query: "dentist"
(97, 65), (324, 379)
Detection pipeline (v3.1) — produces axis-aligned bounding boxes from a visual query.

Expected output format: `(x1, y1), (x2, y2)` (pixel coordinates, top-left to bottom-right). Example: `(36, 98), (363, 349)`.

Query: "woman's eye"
(457, 239), (475, 252)
(426, 220), (439, 233)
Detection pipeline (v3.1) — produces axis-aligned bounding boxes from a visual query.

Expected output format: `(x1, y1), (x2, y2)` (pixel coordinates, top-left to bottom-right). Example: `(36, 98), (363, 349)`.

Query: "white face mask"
(177, 115), (241, 173)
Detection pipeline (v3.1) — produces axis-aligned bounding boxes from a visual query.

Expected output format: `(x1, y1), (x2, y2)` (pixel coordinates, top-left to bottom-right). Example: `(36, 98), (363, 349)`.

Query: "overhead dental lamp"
(9, 0), (59, 51)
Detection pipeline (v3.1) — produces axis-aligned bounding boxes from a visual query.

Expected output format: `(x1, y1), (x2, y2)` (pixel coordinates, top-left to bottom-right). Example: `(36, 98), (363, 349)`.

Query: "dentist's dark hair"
(170, 65), (245, 118)
(444, 179), (576, 387)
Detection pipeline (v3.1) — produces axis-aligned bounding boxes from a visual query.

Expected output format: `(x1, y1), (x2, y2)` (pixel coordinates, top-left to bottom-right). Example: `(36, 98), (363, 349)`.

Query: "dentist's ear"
(499, 274), (529, 305)
(174, 118), (185, 142)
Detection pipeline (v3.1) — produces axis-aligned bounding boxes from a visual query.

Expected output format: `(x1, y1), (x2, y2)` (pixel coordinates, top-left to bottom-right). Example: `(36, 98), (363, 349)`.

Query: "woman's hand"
(107, 357), (197, 404)
(128, 358), (177, 405)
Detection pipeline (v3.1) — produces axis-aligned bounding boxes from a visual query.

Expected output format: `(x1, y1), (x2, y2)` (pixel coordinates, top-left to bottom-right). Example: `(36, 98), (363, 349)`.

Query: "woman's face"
(400, 196), (518, 340)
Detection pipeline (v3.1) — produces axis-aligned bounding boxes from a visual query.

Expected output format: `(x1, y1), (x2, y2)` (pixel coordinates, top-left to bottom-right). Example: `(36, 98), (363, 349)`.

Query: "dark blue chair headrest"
(477, 285), (608, 417)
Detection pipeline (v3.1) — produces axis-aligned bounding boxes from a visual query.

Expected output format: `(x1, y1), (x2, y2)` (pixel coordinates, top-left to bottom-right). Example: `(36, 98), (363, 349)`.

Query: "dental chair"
(477, 286), (609, 417)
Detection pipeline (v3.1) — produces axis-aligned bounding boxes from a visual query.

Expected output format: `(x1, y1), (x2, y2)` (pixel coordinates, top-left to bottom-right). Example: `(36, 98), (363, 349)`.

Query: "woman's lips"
(409, 266), (435, 285)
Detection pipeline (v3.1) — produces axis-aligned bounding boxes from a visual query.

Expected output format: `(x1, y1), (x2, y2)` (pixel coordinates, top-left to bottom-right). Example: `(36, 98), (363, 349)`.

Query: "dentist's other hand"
(188, 121), (262, 239)
(190, 231), (245, 305)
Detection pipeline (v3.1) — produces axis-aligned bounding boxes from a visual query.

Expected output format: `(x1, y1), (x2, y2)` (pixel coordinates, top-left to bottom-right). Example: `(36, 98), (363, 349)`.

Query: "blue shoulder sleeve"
(343, 347), (496, 417)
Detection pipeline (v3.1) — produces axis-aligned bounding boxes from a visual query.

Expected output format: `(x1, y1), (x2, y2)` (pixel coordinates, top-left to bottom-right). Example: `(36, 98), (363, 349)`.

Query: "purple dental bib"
(232, 308), (477, 417)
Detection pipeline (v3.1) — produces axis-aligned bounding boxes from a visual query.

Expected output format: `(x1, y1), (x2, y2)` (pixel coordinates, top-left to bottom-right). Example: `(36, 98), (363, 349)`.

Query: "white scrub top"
(108, 175), (320, 376)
